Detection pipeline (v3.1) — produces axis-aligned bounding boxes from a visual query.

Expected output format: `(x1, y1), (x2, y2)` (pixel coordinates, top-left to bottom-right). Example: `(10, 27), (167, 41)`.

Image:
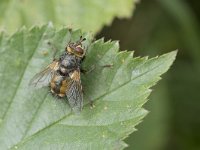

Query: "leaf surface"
(0, 0), (138, 33)
(0, 25), (176, 150)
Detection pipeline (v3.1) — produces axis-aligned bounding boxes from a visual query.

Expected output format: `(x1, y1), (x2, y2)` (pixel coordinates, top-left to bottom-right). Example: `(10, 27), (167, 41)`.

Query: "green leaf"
(0, 25), (176, 150)
(0, 0), (138, 33)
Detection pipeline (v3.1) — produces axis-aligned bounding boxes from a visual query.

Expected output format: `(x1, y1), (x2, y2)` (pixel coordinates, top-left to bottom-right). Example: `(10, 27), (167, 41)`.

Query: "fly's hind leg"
(81, 65), (95, 74)
(81, 63), (113, 75)
(101, 64), (113, 68)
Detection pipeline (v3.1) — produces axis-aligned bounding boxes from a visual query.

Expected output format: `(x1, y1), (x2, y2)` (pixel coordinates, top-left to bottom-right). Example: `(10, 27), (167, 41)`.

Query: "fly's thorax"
(59, 53), (82, 74)
(61, 54), (75, 67)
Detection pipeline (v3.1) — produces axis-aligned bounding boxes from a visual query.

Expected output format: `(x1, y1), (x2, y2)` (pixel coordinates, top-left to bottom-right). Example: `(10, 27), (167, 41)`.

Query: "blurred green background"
(97, 0), (200, 149)
(1, 0), (200, 149)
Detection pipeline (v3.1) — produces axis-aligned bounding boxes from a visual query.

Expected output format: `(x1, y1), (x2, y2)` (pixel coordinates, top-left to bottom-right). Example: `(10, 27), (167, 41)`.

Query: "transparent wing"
(29, 60), (59, 88)
(66, 70), (83, 113)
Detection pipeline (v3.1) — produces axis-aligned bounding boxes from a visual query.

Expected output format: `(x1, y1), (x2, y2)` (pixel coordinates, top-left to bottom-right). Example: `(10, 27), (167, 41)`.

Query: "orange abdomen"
(50, 75), (69, 98)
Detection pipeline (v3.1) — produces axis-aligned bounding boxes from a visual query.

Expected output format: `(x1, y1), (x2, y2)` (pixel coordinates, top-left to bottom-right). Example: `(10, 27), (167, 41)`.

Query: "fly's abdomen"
(50, 74), (71, 98)
(60, 54), (80, 74)
(50, 74), (64, 97)
(59, 79), (70, 97)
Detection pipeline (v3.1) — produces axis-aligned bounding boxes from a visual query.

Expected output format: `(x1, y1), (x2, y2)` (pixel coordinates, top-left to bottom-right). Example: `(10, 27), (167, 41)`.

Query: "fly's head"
(66, 36), (86, 58)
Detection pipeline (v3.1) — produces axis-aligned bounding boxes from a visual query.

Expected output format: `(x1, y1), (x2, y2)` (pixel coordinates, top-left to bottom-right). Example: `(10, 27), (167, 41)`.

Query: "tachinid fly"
(29, 36), (86, 113)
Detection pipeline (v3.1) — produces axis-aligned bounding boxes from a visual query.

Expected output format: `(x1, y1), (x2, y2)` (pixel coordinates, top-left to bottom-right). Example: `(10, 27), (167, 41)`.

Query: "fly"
(29, 36), (86, 113)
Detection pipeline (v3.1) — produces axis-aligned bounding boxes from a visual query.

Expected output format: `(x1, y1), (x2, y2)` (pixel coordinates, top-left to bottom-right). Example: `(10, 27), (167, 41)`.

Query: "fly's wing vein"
(29, 60), (59, 88)
(66, 69), (83, 113)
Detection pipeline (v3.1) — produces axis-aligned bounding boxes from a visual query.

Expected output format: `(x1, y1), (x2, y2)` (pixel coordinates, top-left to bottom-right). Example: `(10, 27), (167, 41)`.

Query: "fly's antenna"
(80, 36), (86, 42)
(75, 36), (86, 47)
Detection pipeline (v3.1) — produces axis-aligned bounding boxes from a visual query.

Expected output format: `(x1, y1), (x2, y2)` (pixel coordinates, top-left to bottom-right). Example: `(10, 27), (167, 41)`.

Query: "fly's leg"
(81, 65), (95, 74)
(101, 64), (113, 68)
(81, 63), (113, 108)
(81, 63), (113, 75)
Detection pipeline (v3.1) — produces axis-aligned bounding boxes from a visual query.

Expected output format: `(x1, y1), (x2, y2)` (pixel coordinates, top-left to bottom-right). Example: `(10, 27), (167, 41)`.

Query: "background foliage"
(0, 0), (198, 150)
(0, 0), (137, 33)
(97, 0), (200, 149)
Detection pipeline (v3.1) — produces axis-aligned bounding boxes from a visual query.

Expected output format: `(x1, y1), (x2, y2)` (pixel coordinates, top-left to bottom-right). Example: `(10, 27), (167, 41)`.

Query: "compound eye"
(76, 46), (84, 55)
